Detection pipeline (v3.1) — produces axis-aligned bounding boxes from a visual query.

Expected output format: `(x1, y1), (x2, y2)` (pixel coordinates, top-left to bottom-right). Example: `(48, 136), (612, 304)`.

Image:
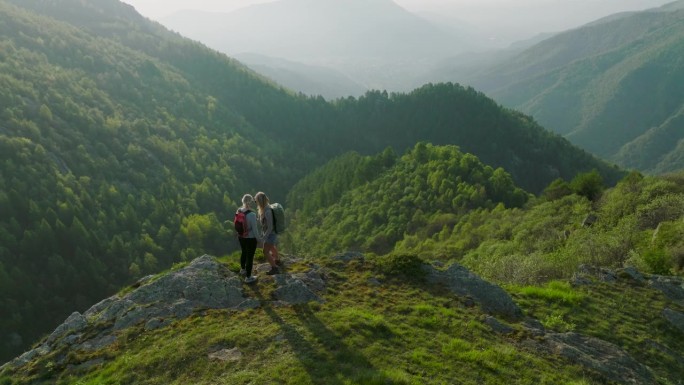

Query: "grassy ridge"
(1, 255), (682, 384)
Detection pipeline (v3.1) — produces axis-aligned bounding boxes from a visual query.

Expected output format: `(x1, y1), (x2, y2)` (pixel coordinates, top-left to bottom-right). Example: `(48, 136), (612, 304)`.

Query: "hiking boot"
(239, 269), (246, 276)
(245, 276), (257, 284)
(266, 266), (279, 275)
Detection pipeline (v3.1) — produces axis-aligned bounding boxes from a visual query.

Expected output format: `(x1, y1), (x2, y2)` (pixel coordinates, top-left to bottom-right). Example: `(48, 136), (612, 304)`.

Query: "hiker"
(236, 194), (260, 283)
(255, 191), (281, 275)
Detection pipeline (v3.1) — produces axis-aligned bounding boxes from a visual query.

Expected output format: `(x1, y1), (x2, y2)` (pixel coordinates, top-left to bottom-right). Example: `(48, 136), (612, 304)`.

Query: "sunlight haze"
(119, 0), (678, 95)
(122, 0), (676, 47)
(123, 0), (675, 34)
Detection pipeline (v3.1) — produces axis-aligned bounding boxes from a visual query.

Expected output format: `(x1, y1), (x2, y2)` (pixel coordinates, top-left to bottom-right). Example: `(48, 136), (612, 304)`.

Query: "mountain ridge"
(160, 0), (469, 92)
(468, 2), (684, 172)
(161, 0), (463, 61)
(232, 52), (368, 99)
(2, 253), (682, 383)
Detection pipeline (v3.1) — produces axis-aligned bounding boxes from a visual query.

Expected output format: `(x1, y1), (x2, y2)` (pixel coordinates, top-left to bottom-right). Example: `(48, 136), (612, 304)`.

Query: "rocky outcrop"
(545, 332), (656, 385)
(3, 255), (258, 370)
(332, 251), (365, 264)
(572, 265), (684, 307)
(640, 338), (684, 368)
(89, 254), (260, 331)
(483, 316), (514, 334)
(1, 254), (333, 372)
(649, 276), (684, 305)
(423, 263), (523, 320)
(572, 264), (618, 285)
(663, 308), (684, 334)
(556, 265), (684, 383)
(208, 347), (242, 362)
(273, 266), (326, 305)
(46, 312), (88, 345)
(422, 262), (662, 383)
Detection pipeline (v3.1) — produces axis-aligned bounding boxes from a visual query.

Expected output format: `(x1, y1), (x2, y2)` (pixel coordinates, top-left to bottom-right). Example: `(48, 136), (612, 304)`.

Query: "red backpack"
(233, 209), (251, 237)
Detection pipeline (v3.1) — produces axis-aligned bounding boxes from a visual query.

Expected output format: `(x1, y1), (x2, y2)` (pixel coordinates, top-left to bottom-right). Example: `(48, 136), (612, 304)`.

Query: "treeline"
(326, 85), (625, 194)
(286, 147), (398, 214)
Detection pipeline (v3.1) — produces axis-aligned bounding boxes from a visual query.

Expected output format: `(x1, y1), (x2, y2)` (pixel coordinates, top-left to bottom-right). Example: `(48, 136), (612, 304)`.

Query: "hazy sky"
(123, 0), (673, 19)
(123, 0), (675, 41)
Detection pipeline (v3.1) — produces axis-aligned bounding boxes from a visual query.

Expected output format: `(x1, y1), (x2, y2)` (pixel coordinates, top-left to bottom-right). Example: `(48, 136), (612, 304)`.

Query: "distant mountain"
(420, 29), (559, 91)
(613, 105), (684, 173)
(233, 53), (368, 99)
(160, 0), (469, 93)
(162, 0), (464, 61)
(465, 1), (684, 173)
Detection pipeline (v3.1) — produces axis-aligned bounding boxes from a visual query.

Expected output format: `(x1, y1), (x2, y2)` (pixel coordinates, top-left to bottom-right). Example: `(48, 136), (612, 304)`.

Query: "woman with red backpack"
(235, 194), (260, 283)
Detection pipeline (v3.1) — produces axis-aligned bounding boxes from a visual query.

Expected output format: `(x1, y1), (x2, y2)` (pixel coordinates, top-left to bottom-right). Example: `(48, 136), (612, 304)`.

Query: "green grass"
(512, 279), (684, 383)
(513, 280), (586, 305)
(2, 257), (682, 385)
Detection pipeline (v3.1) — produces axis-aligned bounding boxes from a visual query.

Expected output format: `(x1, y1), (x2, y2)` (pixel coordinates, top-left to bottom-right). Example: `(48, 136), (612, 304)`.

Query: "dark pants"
(239, 237), (257, 276)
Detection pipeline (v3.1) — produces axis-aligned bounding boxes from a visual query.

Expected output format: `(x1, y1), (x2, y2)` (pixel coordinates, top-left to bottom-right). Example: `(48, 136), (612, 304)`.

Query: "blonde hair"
(254, 191), (269, 217)
(241, 194), (254, 209)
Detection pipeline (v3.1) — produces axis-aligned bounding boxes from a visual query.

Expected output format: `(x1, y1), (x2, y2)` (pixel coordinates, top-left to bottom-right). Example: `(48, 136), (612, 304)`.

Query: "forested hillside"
(331, 85), (625, 193)
(2, 145), (684, 384)
(466, 1), (684, 173)
(0, 0), (620, 363)
(286, 144), (530, 256)
(287, 145), (684, 286)
(0, 0), (301, 362)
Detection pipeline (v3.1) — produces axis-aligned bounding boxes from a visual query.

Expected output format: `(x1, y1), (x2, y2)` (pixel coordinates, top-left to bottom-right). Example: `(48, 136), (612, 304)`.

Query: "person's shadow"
(245, 284), (395, 385)
(294, 304), (398, 383)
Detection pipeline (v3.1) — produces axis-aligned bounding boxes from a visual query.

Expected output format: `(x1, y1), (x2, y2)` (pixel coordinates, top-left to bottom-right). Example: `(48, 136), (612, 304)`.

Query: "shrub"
(670, 245), (684, 272)
(542, 312), (576, 332)
(542, 178), (572, 201)
(642, 248), (671, 275)
(375, 253), (426, 281)
(636, 194), (684, 229)
(570, 170), (604, 201)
